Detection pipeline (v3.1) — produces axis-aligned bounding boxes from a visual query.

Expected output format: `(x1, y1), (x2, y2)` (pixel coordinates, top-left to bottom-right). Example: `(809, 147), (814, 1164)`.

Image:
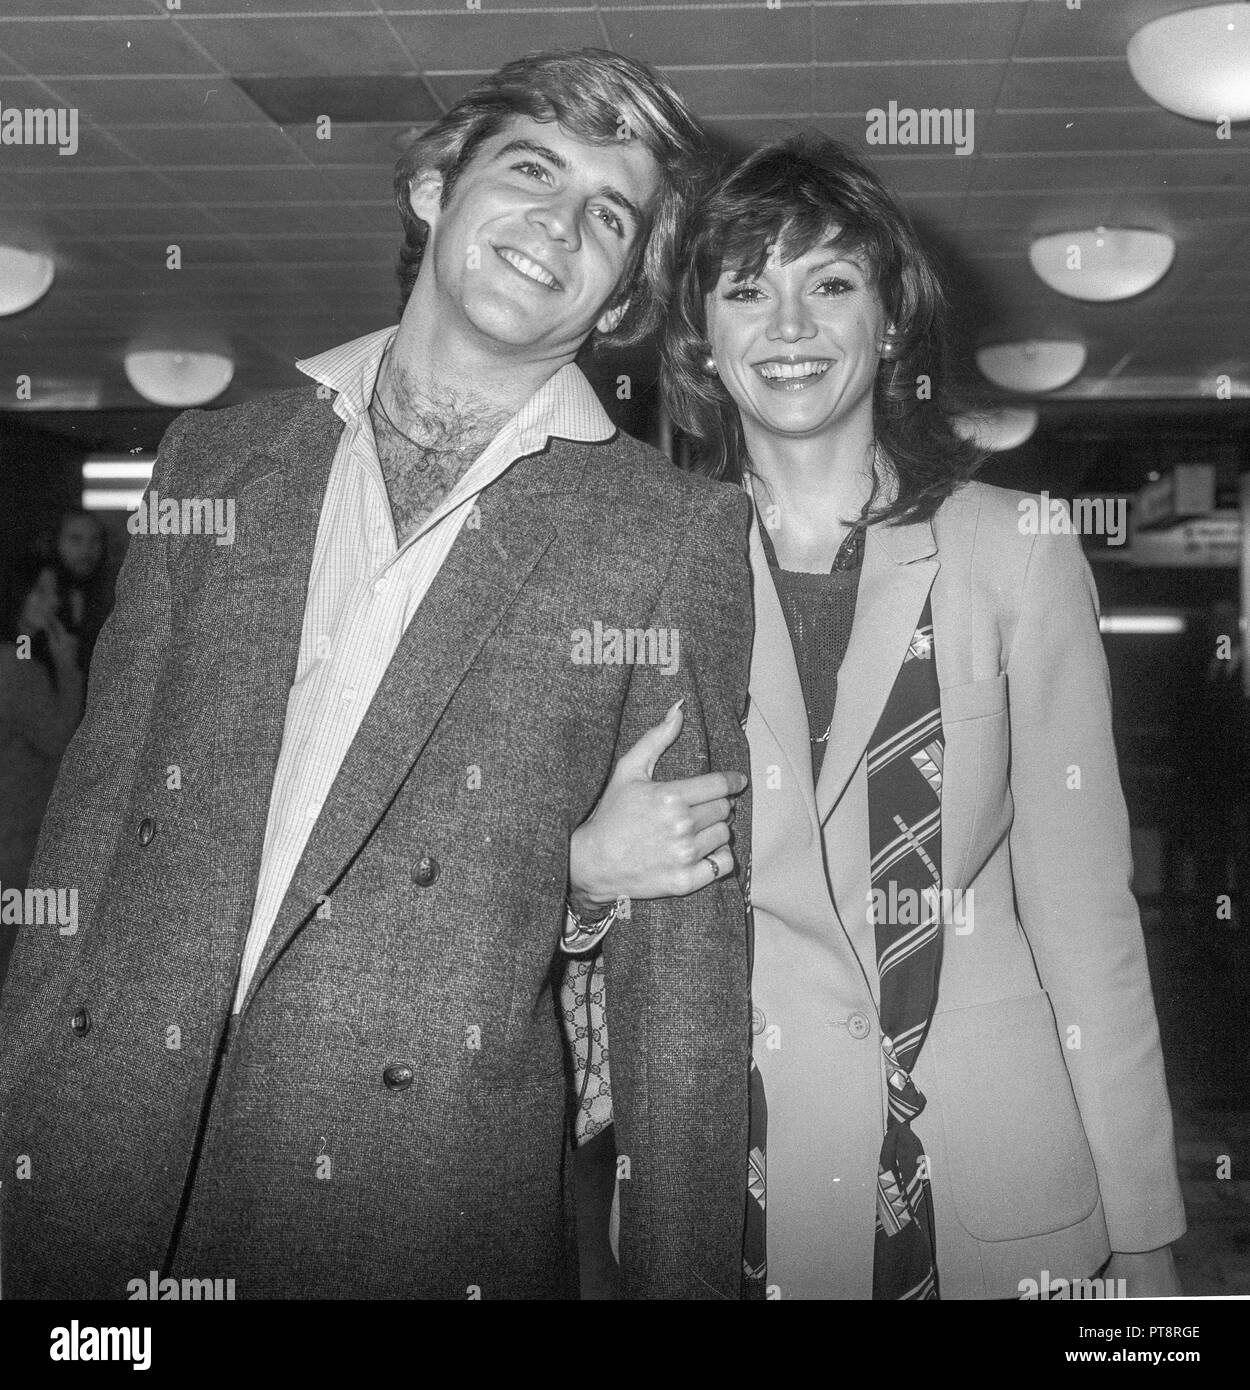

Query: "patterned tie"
(868, 600), (944, 1300)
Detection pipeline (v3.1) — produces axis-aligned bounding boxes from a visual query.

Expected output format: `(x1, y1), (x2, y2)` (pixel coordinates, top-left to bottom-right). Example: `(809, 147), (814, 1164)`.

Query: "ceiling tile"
(666, 65), (813, 119)
(814, 59), (1005, 113)
(179, 15), (419, 76)
(0, 17), (216, 77)
(43, 76), (272, 125)
(996, 56), (1145, 109)
(602, 6), (811, 67)
(391, 10), (606, 70)
(107, 122), (307, 166)
(813, 2), (1027, 63)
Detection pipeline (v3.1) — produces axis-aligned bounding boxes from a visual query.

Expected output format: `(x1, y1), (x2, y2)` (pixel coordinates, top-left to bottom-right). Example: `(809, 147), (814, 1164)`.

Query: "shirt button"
(410, 854), (439, 887)
(372, 577), (388, 596)
(751, 1006), (766, 1037)
(847, 1012), (872, 1040)
(138, 817), (155, 846)
(341, 687), (356, 703)
(305, 802), (319, 821)
(383, 1063), (414, 1091)
(71, 1008), (92, 1037)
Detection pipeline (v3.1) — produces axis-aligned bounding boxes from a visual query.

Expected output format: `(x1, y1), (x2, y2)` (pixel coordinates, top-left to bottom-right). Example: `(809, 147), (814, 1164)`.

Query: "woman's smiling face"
(704, 235), (890, 449)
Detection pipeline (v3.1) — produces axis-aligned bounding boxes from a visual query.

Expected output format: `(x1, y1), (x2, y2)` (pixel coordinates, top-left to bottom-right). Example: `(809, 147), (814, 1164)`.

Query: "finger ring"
(703, 855), (721, 880)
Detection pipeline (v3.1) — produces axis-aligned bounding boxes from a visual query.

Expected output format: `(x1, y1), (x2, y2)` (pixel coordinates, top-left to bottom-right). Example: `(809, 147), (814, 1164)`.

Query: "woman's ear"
(596, 300), (628, 335)
(407, 170), (445, 231)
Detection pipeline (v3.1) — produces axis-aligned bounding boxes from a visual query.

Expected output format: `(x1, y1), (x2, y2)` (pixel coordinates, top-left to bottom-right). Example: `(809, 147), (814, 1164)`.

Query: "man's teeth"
(757, 361), (831, 380)
(499, 248), (558, 288)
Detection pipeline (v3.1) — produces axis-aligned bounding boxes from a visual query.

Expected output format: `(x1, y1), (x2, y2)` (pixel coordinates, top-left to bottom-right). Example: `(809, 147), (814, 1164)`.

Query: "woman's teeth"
(756, 361), (831, 380)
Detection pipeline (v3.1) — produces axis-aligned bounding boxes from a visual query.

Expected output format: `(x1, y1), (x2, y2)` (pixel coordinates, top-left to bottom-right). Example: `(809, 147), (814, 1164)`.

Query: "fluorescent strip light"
(1099, 614), (1187, 635)
(82, 488), (145, 512)
(83, 460), (155, 482)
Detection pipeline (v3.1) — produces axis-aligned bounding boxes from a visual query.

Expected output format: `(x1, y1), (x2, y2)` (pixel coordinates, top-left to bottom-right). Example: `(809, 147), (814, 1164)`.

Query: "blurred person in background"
(0, 557), (85, 988)
(50, 508), (110, 677)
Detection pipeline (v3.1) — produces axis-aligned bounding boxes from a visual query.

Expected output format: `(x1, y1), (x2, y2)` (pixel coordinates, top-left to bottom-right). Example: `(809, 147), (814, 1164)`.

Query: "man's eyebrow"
(494, 138), (643, 231)
(495, 138), (569, 172)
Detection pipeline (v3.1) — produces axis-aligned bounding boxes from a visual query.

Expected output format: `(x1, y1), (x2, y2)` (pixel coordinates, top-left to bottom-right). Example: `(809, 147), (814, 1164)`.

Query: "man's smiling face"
(408, 115), (660, 360)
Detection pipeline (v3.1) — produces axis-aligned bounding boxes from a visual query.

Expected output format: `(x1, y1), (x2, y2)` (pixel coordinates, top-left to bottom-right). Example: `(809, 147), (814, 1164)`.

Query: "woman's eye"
(814, 277), (854, 296)
(592, 206), (624, 235)
(725, 284), (764, 302)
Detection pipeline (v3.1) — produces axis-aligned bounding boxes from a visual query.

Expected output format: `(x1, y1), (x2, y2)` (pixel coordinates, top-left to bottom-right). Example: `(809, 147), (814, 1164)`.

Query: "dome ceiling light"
(1128, 4), (1250, 122)
(1029, 228), (1175, 302)
(952, 407), (1039, 452)
(124, 346), (234, 407)
(975, 340), (1087, 393)
(0, 245), (55, 315)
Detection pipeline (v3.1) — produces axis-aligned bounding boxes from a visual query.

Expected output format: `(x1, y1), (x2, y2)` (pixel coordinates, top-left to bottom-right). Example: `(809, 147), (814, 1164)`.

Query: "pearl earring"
(701, 354), (719, 376)
(879, 331), (902, 361)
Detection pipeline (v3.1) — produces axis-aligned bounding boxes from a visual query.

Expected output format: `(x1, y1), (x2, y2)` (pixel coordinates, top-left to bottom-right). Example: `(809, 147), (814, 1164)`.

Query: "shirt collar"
(296, 326), (616, 448)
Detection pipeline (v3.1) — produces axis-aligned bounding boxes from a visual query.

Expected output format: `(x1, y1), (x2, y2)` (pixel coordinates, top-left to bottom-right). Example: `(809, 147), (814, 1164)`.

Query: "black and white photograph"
(0, 0), (1246, 1354)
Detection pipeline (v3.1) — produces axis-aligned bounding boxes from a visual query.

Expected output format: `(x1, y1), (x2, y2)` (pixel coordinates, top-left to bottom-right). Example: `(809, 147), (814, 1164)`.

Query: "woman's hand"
(569, 700), (748, 908)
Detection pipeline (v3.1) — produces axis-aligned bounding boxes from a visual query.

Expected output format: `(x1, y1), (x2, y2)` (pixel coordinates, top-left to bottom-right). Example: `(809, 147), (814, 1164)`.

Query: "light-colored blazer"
(748, 479), (1186, 1300)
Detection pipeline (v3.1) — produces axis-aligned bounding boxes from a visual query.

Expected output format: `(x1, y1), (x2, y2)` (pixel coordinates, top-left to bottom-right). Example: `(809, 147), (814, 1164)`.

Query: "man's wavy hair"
(663, 134), (984, 524)
(392, 49), (709, 349)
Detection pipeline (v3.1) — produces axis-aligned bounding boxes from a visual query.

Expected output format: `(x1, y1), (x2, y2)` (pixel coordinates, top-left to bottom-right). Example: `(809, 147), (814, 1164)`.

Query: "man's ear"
(596, 300), (628, 335)
(408, 170), (445, 232)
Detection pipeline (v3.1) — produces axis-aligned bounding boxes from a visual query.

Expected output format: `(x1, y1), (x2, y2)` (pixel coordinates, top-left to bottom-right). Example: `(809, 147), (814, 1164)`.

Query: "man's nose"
(528, 199), (580, 251)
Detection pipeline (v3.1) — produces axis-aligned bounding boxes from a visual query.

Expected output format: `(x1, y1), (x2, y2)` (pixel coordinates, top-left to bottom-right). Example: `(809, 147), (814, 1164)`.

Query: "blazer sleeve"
(603, 484), (754, 1300)
(1005, 527), (1186, 1252)
(0, 413), (193, 1036)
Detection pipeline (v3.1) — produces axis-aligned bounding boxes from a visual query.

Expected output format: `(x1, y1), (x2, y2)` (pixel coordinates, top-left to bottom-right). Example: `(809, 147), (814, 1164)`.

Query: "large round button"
(383, 1063), (414, 1090)
(847, 1011), (871, 1040)
(410, 854), (439, 887)
(138, 817), (155, 846)
(751, 1006), (766, 1037)
(70, 1008), (92, 1037)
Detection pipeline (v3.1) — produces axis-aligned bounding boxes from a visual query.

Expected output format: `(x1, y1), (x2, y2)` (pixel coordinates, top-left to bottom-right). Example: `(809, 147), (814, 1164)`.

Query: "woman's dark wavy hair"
(393, 48), (709, 349)
(663, 134), (984, 525)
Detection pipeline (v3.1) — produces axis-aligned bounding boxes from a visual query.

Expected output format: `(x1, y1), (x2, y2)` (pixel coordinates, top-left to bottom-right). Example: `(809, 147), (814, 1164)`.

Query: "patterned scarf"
(743, 598), (945, 1300)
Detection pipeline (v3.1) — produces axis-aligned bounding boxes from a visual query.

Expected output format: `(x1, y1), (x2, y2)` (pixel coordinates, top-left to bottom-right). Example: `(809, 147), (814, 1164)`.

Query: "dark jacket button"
(71, 1008), (92, 1037)
(138, 817), (155, 846)
(410, 854), (439, 887)
(383, 1064), (414, 1090)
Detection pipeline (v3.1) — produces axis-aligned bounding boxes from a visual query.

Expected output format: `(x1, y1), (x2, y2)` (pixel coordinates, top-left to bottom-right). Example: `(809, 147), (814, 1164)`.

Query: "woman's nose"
(767, 295), (816, 342)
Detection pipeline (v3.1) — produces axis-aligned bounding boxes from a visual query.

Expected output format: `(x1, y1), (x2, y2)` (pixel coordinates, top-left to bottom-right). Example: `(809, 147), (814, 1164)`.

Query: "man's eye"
(515, 162), (551, 182)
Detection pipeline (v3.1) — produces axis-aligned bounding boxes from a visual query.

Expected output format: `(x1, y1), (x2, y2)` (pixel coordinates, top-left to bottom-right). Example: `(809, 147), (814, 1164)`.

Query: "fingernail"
(668, 698), (685, 718)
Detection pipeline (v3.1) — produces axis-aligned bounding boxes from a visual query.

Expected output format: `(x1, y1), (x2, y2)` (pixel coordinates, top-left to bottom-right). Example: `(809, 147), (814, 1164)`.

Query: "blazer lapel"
(207, 394), (342, 987)
(747, 512), (820, 835)
(815, 516), (939, 826)
(238, 456), (560, 1013)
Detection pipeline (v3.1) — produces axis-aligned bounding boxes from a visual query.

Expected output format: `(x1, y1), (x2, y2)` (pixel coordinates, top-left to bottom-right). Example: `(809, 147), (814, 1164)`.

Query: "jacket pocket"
(940, 672), (1007, 724)
(928, 989), (1100, 1241)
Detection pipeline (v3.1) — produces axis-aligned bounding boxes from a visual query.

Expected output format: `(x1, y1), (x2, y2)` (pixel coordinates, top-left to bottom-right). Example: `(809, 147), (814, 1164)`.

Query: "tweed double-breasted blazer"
(0, 386), (754, 1300)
